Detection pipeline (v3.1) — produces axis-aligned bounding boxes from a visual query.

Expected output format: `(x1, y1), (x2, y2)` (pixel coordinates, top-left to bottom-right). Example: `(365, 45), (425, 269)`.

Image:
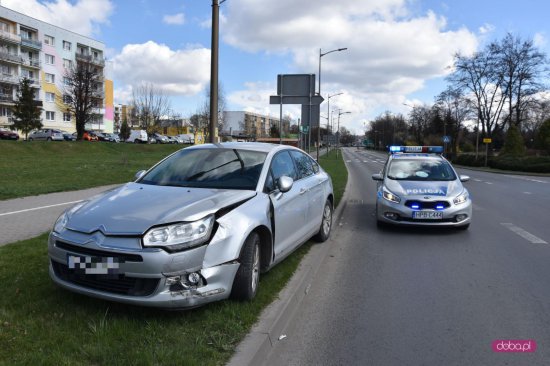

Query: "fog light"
(187, 272), (201, 285)
(455, 214), (468, 222)
(384, 212), (399, 220)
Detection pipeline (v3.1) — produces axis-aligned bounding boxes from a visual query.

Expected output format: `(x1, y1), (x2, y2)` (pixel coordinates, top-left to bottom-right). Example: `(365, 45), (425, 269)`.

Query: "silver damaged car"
(48, 143), (334, 308)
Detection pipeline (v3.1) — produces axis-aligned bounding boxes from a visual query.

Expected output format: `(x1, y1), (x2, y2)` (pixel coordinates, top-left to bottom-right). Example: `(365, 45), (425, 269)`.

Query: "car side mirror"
(277, 175), (294, 193)
(135, 170), (146, 181)
(371, 173), (383, 181)
(459, 175), (470, 182)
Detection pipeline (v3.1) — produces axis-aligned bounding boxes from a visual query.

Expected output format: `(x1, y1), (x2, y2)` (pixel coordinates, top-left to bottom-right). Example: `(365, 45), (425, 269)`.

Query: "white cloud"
(534, 32), (547, 48)
(479, 23), (495, 35)
(2, 0), (113, 37)
(111, 41), (211, 96)
(224, 0), (478, 129)
(163, 13), (185, 25)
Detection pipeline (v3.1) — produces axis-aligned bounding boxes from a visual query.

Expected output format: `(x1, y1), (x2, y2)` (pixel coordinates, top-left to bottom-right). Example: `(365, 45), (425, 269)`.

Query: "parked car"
(176, 134), (194, 144)
(28, 129), (64, 141)
(0, 127), (19, 140)
(82, 131), (99, 142)
(149, 133), (170, 144)
(104, 133), (121, 143)
(48, 142), (334, 309)
(95, 132), (110, 142)
(59, 130), (76, 141)
(127, 130), (148, 143)
(165, 135), (178, 144)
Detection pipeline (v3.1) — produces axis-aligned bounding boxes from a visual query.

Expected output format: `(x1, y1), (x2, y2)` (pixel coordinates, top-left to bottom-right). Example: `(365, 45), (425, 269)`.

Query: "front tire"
(231, 232), (260, 301)
(314, 200), (333, 242)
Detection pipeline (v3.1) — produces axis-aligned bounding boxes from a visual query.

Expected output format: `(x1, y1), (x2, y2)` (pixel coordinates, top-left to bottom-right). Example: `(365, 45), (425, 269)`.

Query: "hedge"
(452, 154), (550, 173)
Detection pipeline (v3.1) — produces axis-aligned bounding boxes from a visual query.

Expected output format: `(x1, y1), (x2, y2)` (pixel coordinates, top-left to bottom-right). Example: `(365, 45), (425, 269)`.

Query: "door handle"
(299, 188), (307, 195)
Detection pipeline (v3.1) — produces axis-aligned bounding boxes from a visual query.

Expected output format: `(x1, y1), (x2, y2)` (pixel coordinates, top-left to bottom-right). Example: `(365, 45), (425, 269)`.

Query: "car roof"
(389, 153), (445, 161)
(187, 142), (300, 154)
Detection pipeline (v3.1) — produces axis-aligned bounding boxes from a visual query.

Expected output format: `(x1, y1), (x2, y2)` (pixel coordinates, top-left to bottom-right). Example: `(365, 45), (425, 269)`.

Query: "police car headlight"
(143, 215), (215, 251)
(453, 190), (469, 205)
(382, 187), (401, 203)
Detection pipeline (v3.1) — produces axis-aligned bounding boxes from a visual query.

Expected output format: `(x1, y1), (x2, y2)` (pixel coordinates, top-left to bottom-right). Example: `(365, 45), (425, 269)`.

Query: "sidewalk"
(0, 184), (120, 246)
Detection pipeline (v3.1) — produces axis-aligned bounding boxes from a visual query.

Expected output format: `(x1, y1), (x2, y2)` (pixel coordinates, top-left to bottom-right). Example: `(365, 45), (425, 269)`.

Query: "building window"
(20, 29), (32, 40)
(63, 113), (71, 122)
(45, 54), (55, 65)
(63, 40), (71, 51)
(45, 92), (55, 102)
(46, 111), (55, 121)
(44, 35), (54, 45)
(45, 73), (55, 83)
(63, 77), (70, 86)
(63, 59), (72, 69)
(1, 107), (13, 117)
(63, 94), (72, 104)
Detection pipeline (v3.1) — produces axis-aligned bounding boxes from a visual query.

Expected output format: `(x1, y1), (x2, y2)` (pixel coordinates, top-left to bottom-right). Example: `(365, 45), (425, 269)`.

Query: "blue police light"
(389, 146), (443, 154)
(389, 146), (403, 153)
(411, 204), (420, 209)
(436, 204), (445, 210)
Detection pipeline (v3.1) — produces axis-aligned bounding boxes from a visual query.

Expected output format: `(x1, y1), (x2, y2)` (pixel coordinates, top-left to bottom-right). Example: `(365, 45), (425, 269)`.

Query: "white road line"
(0, 200), (82, 217)
(501, 223), (547, 244)
(505, 175), (549, 184)
(523, 192), (532, 195)
(485, 182), (493, 185)
(474, 179), (482, 182)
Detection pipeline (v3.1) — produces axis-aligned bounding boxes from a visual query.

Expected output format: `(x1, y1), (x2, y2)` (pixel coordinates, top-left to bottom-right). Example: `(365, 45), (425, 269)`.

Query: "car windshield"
(139, 148), (267, 190)
(387, 159), (457, 181)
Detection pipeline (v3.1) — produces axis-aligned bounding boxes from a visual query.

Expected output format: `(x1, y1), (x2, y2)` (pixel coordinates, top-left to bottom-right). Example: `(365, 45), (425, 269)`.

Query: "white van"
(127, 130), (148, 143)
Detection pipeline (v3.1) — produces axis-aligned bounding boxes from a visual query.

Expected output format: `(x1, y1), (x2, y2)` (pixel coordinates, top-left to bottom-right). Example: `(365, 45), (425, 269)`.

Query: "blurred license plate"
(67, 254), (122, 275)
(413, 211), (443, 220)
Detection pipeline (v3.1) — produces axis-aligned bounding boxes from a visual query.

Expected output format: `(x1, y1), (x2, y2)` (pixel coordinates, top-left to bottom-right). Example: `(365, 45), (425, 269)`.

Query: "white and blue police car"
(371, 146), (472, 229)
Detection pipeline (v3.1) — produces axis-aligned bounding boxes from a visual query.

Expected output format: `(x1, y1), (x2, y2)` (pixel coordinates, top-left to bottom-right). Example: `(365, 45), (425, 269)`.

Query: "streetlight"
(209, 0), (226, 143)
(321, 92), (343, 157)
(336, 110), (351, 155)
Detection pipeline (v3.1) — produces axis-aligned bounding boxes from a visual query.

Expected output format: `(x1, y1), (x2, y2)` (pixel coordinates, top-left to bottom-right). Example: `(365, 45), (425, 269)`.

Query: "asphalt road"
(263, 147), (550, 366)
(0, 184), (120, 246)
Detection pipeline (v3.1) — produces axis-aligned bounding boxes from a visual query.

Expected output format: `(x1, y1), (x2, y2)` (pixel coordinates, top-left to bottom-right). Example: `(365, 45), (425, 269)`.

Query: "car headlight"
(453, 190), (469, 205)
(143, 215), (215, 251)
(53, 201), (87, 233)
(382, 186), (401, 203)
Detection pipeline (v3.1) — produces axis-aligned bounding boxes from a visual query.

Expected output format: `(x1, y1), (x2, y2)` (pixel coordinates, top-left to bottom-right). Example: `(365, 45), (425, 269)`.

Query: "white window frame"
(45, 111), (55, 121)
(44, 35), (54, 46)
(63, 112), (71, 122)
(45, 92), (55, 102)
(45, 54), (55, 65)
(63, 59), (72, 69)
(45, 73), (55, 83)
(63, 40), (71, 51)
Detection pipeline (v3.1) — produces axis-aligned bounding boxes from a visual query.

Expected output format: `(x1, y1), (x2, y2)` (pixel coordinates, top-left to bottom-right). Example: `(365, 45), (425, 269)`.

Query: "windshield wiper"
(186, 158), (240, 181)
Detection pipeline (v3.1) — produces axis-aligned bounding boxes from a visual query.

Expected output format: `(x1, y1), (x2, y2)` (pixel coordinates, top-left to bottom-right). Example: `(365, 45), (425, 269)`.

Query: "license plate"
(67, 254), (122, 275)
(412, 211), (443, 220)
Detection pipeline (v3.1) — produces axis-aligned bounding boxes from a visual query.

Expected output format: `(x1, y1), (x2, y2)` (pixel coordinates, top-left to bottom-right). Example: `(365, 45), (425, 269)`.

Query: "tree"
(119, 116), (130, 141)
(11, 77), (42, 140)
(435, 86), (472, 157)
(501, 125), (526, 156)
(194, 83), (226, 141)
(131, 83), (171, 134)
(535, 118), (550, 154)
(64, 58), (104, 140)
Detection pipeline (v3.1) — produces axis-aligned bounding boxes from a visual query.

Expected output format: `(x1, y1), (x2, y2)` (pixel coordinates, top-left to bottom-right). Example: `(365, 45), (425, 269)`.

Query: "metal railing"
(0, 30), (21, 43)
(20, 37), (42, 49)
(21, 57), (41, 68)
(0, 51), (21, 63)
(75, 53), (105, 66)
(0, 73), (19, 84)
(0, 93), (15, 103)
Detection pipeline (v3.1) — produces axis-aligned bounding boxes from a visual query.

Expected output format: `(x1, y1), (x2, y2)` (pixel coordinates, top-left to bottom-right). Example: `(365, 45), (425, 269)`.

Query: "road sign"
(443, 135), (451, 143)
(483, 138), (492, 144)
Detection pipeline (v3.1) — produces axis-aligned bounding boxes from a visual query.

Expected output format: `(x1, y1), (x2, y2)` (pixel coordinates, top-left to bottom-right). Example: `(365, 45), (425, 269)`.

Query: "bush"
(452, 154), (486, 167)
(501, 125), (525, 156)
(535, 118), (550, 154)
(453, 153), (550, 173)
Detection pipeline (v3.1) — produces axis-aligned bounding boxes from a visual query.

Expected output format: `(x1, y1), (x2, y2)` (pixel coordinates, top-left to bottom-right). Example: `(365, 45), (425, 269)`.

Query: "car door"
(289, 150), (325, 235)
(266, 150), (310, 260)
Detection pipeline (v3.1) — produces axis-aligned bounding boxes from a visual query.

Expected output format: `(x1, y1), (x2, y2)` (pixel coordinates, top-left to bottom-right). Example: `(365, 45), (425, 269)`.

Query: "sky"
(3, 0), (550, 134)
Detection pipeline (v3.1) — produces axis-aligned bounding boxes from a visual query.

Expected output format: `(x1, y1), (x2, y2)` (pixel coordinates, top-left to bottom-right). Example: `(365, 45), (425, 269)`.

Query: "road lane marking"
(485, 182), (493, 185)
(504, 175), (549, 184)
(523, 192), (532, 195)
(501, 223), (547, 244)
(0, 200), (82, 217)
(474, 179), (482, 182)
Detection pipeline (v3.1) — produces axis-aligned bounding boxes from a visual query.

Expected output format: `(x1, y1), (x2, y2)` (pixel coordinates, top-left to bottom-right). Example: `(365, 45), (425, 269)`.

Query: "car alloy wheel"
(231, 232), (260, 301)
(314, 200), (332, 242)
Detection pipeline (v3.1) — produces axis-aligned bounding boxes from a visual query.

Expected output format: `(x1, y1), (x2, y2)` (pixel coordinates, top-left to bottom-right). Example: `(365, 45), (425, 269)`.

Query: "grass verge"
(0, 148), (346, 365)
(0, 141), (182, 200)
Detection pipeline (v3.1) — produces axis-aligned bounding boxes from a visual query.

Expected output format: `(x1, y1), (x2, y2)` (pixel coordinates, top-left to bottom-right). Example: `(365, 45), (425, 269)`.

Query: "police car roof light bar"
(389, 146), (444, 154)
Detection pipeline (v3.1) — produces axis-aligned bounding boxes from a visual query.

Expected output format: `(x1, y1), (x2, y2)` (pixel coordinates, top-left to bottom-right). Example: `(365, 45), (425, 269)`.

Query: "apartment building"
(0, 6), (113, 132)
(223, 111), (288, 139)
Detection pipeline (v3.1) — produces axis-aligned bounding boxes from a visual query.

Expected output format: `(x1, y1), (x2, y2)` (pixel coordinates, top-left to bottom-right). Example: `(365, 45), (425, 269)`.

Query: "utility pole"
(209, 0), (222, 143)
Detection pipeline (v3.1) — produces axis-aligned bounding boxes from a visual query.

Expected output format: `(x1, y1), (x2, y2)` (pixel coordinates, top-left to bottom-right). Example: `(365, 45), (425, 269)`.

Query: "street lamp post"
(325, 92), (343, 156)
(209, 0), (225, 143)
(336, 110), (351, 157)
(317, 47), (347, 159)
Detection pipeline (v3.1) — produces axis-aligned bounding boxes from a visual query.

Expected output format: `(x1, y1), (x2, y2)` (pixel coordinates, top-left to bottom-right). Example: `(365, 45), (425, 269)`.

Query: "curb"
(227, 160), (352, 366)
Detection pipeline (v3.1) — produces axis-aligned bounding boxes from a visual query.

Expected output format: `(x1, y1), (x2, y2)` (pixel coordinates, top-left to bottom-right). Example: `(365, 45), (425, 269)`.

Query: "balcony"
(0, 51), (22, 64)
(20, 37), (42, 50)
(0, 29), (21, 44)
(26, 77), (41, 87)
(0, 73), (19, 84)
(75, 53), (105, 66)
(91, 107), (106, 115)
(21, 57), (41, 68)
(0, 93), (15, 103)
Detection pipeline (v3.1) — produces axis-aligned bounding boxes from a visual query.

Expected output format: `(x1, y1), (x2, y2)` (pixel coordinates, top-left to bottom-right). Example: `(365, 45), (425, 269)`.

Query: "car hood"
(385, 179), (463, 199)
(66, 182), (256, 235)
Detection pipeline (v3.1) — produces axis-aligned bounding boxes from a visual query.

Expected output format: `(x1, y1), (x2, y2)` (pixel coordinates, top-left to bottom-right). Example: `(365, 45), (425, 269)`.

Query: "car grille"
(51, 261), (159, 296)
(56, 241), (143, 262)
(404, 200), (450, 210)
(398, 217), (457, 223)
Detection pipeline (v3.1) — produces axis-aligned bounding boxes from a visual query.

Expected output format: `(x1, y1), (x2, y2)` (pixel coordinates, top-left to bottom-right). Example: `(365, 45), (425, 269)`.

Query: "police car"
(371, 146), (471, 229)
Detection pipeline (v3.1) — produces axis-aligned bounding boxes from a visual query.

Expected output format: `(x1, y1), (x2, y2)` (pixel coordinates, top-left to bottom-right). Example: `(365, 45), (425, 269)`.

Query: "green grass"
(319, 149), (347, 207)
(0, 141), (183, 200)
(0, 147), (347, 365)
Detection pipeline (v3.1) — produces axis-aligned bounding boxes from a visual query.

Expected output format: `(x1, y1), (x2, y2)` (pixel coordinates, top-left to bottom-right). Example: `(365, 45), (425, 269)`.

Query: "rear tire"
(314, 200), (333, 242)
(134, 139), (139, 144)
(231, 232), (260, 301)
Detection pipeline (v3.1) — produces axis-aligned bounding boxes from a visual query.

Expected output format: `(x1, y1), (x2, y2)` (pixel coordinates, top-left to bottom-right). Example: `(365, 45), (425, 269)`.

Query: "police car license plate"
(413, 211), (443, 220)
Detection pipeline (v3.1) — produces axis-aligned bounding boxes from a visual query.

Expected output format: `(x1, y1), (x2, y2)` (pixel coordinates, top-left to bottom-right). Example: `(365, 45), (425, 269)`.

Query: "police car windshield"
(387, 159), (457, 181)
